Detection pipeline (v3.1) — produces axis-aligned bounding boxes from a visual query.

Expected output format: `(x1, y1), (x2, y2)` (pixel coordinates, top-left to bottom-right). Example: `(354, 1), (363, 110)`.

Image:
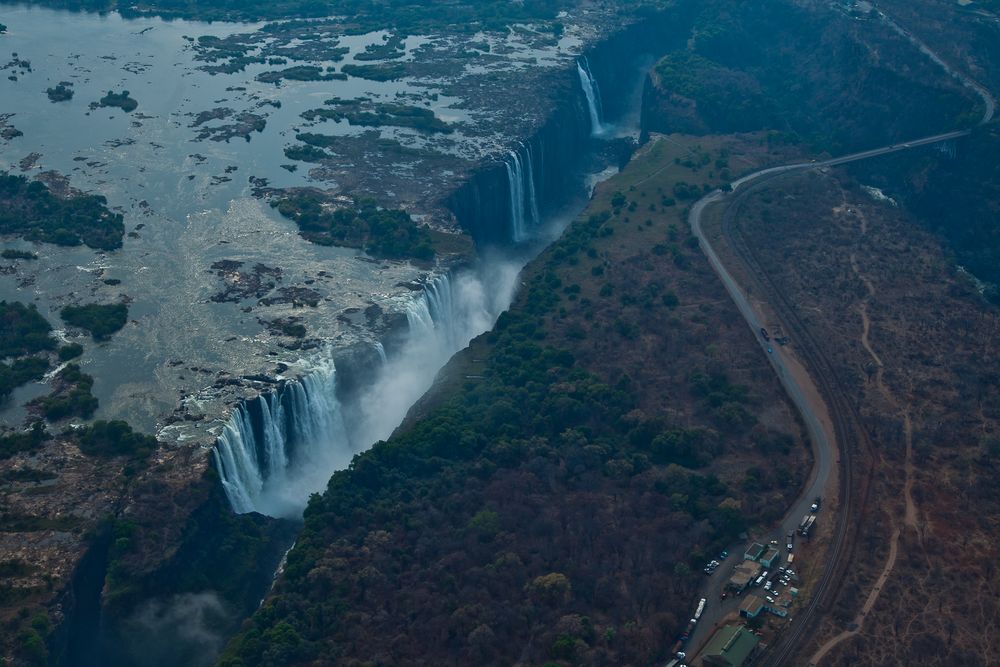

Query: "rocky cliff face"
(50, 455), (296, 667)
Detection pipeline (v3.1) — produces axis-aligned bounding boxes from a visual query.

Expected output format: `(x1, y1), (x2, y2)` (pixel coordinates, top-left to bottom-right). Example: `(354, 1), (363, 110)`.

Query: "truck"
(694, 598), (707, 620)
(799, 514), (812, 531)
(799, 514), (817, 537)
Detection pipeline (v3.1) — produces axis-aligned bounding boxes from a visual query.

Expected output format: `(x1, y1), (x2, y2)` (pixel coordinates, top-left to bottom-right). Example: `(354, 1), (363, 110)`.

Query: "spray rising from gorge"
(213, 265), (519, 518)
(213, 55), (613, 520)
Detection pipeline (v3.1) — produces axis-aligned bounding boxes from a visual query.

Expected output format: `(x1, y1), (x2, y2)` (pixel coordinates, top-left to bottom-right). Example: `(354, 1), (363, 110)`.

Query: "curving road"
(878, 10), (996, 125)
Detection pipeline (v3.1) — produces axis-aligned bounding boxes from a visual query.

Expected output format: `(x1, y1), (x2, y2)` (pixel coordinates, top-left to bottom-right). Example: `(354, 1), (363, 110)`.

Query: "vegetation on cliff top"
(0, 422), (49, 460)
(75, 420), (156, 459)
(0, 172), (125, 251)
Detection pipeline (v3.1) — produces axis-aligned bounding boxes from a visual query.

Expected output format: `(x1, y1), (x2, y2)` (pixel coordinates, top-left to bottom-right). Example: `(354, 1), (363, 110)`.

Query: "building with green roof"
(697, 623), (760, 667)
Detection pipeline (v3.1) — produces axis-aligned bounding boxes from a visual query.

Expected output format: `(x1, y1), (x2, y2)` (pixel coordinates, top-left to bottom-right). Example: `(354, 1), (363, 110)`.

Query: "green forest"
(59, 303), (128, 340)
(272, 193), (435, 261)
(0, 301), (54, 400)
(0, 173), (124, 251)
(95, 90), (138, 112)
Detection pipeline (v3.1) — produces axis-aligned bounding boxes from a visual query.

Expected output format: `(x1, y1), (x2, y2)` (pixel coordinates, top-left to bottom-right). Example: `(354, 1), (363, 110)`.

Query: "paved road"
(878, 11), (996, 125)
(680, 168), (839, 659)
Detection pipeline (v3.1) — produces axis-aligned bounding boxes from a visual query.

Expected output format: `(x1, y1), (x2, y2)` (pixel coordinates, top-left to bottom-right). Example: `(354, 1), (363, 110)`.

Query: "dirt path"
(807, 197), (922, 665)
(901, 413), (918, 531)
(809, 525), (902, 665)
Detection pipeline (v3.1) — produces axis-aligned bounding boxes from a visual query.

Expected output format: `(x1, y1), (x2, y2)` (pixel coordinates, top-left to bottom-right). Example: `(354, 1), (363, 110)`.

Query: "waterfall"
(504, 142), (541, 244)
(505, 150), (526, 242)
(525, 141), (541, 227)
(212, 357), (351, 518)
(374, 341), (388, 364)
(577, 56), (605, 136)
(213, 266), (517, 519)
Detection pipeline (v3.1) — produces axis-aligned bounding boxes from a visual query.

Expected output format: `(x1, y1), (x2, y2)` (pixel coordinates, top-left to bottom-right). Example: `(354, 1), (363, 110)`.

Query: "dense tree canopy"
(59, 303), (128, 340)
(0, 173), (124, 250)
(272, 193), (435, 261)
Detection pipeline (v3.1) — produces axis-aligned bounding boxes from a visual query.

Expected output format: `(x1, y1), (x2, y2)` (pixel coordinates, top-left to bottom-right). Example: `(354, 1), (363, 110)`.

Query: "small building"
(697, 624), (760, 667)
(760, 547), (780, 569)
(739, 595), (765, 620)
(766, 602), (789, 618)
(741, 592), (794, 620)
(743, 542), (765, 562)
(727, 561), (762, 593)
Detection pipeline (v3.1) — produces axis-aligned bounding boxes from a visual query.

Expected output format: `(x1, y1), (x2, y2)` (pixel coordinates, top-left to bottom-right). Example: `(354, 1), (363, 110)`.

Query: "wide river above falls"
(0, 5), (499, 436)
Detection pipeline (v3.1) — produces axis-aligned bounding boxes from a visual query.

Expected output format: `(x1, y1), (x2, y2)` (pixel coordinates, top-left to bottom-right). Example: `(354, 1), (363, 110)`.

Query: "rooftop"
(699, 623), (760, 667)
(728, 561), (762, 588)
(739, 595), (765, 617)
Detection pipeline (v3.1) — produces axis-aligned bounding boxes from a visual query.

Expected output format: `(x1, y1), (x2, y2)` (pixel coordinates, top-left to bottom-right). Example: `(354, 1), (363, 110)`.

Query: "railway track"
(717, 174), (875, 666)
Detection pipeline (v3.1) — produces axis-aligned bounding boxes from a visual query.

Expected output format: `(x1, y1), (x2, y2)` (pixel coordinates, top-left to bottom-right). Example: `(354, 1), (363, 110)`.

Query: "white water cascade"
(504, 143), (540, 243)
(577, 56), (605, 136)
(212, 263), (520, 519)
(505, 150), (526, 242)
(212, 357), (351, 517)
